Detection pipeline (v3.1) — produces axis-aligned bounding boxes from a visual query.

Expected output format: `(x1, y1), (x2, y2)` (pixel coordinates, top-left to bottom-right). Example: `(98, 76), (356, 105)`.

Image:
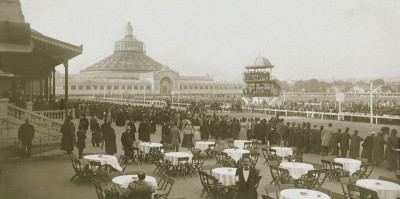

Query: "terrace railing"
(7, 103), (63, 136)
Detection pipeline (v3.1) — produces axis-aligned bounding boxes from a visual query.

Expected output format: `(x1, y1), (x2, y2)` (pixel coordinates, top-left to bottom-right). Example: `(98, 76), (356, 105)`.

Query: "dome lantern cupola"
(114, 22), (145, 52)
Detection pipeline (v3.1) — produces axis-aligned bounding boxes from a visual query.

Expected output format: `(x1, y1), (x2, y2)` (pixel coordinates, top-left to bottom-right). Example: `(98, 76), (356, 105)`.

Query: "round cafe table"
(271, 147), (293, 157)
(164, 152), (193, 165)
(334, 158), (361, 176)
(233, 140), (252, 149)
(280, 162), (314, 179)
(223, 148), (250, 162)
(195, 141), (215, 151)
(356, 179), (400, 199)
(111, 175), (157, 194)
(83, 155), (122, 171)
(279, 189), (330, 199)
(138, 142), (163, 154)
(212, 167), (237, 186)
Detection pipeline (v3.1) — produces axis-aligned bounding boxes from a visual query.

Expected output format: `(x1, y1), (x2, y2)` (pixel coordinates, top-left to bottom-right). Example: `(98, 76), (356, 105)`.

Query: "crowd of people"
(58, 98), (400, 173)
(243, 71), (271, 82)
(247, 99), (400, 116)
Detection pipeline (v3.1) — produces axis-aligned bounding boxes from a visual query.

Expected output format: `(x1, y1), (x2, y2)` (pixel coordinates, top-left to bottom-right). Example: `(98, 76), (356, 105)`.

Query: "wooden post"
(64, 61), (69, 117)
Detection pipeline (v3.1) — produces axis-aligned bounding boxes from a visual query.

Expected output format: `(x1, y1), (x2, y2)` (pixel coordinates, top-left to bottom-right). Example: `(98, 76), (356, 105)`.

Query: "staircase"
(0, 98), (64, 159)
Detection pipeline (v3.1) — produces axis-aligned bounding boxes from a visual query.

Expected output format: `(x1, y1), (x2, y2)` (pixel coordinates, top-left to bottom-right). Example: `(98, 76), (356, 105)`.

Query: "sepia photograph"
(1, 0), (400, 198)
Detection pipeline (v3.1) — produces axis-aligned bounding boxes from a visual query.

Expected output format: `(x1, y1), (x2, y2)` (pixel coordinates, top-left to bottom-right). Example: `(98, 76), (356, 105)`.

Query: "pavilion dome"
(81, 22), (165, 73)
(246, 55), (274, 69)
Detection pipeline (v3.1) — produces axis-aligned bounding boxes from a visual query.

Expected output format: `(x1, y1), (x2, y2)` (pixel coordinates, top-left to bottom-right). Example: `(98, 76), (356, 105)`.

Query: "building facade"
(56, 22), (244, 97)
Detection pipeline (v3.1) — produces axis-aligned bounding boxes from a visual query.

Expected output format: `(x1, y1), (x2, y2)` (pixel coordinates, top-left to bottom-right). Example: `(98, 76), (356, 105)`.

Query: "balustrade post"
(0, 98), (9, 119)
(26, 101), (33, 112)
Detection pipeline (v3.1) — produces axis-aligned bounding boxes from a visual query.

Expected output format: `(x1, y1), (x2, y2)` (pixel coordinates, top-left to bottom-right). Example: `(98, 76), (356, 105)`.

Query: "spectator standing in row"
(321, 123), (333, 156)
(387, 129), (399, 171)
(361, 132), (374, 161)
(373, 132), (386, 167)
(340, 127), (350, 158)
(18, 118), (35, 159)
(349, 130), (363, 159)
(282, 122), (290, 147)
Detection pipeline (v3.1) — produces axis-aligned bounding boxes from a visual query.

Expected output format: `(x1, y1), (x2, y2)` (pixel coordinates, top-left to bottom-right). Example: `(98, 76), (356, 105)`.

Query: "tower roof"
(245, 56), (275, 69)
(81, 22), (165, 73)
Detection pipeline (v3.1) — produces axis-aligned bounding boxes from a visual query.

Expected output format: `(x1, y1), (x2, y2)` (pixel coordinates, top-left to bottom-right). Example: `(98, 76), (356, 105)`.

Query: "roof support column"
(64, 61), (69, 117)
(52, 69), (56, 99)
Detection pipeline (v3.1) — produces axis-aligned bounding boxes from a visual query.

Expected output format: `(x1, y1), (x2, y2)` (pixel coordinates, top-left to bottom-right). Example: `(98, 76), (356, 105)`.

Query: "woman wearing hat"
(239, 117), (248, 140)
(182, 120), (194, 148)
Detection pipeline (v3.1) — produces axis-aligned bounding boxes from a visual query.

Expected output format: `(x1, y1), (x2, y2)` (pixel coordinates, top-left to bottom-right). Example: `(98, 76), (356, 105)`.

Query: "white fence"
(245, 107), (400, 125)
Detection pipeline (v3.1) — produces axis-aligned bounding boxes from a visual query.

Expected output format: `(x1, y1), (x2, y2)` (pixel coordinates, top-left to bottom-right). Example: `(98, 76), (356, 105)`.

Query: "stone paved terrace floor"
(1, 117), (399, 199)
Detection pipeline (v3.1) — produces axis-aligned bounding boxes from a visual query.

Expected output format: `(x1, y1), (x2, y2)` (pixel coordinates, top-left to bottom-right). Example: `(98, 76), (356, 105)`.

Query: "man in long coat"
(361, 132), (374, 161)
(18, 118), (35, 158)
(102, 121), (117, 155)
(349, 130), (364, 159)
(170, 122), (181, 152)
(293, 123), (304, 154)
(340, 127), (351, 158)
(61, 116), (75, 154)
(127, 118), (136, 142)
(138, 119), (151, 142)
(321, 123), (333, 156)
(373, 132), (386, 167)
(282, 122), (290, 147)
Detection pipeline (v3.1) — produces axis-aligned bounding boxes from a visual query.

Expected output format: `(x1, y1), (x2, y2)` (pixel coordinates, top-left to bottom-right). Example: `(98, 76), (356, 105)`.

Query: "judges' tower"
(243, 55), (282, 105)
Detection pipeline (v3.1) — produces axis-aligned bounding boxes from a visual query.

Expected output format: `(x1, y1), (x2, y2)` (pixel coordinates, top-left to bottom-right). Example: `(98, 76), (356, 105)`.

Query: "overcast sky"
(20, 0), (400, 81)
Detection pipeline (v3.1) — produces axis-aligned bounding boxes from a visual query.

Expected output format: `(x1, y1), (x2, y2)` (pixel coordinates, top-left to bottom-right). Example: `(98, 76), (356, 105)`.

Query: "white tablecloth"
(280, 162), (314, 179)
(280, 189), (330, 199)
(195, 141), (215, 151)
(164, 152), (193, 165)
(223, 149), (250, 162)
(83, 155), (122, 171)
(233, 140), (252, 149)
(111, 175), (157, 194)
(212, 167), (237, 186)
(271, 147), (293, 157)
(356, 179), (400, 199)
(138, 142), (163, 154)
(334, 158), (361, 176)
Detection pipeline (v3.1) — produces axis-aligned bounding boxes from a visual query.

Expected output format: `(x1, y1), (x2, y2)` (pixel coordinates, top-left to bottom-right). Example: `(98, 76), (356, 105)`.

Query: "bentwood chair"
(154, 177), (175, 199)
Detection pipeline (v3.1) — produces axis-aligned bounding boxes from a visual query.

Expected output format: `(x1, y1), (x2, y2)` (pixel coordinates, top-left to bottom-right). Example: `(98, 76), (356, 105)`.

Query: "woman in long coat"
(61, 116), (75, 154)
(238, 117), (248, 140)
(102, 122), (117, 155)
(361, 132), (374, 161)
(349, 130), (364, 159)
(181, 121), (194, 148)
(373, 132), (385, 166)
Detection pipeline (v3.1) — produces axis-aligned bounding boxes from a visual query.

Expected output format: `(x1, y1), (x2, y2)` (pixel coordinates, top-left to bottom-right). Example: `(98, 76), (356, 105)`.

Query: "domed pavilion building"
(56, 22), (243, 97)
